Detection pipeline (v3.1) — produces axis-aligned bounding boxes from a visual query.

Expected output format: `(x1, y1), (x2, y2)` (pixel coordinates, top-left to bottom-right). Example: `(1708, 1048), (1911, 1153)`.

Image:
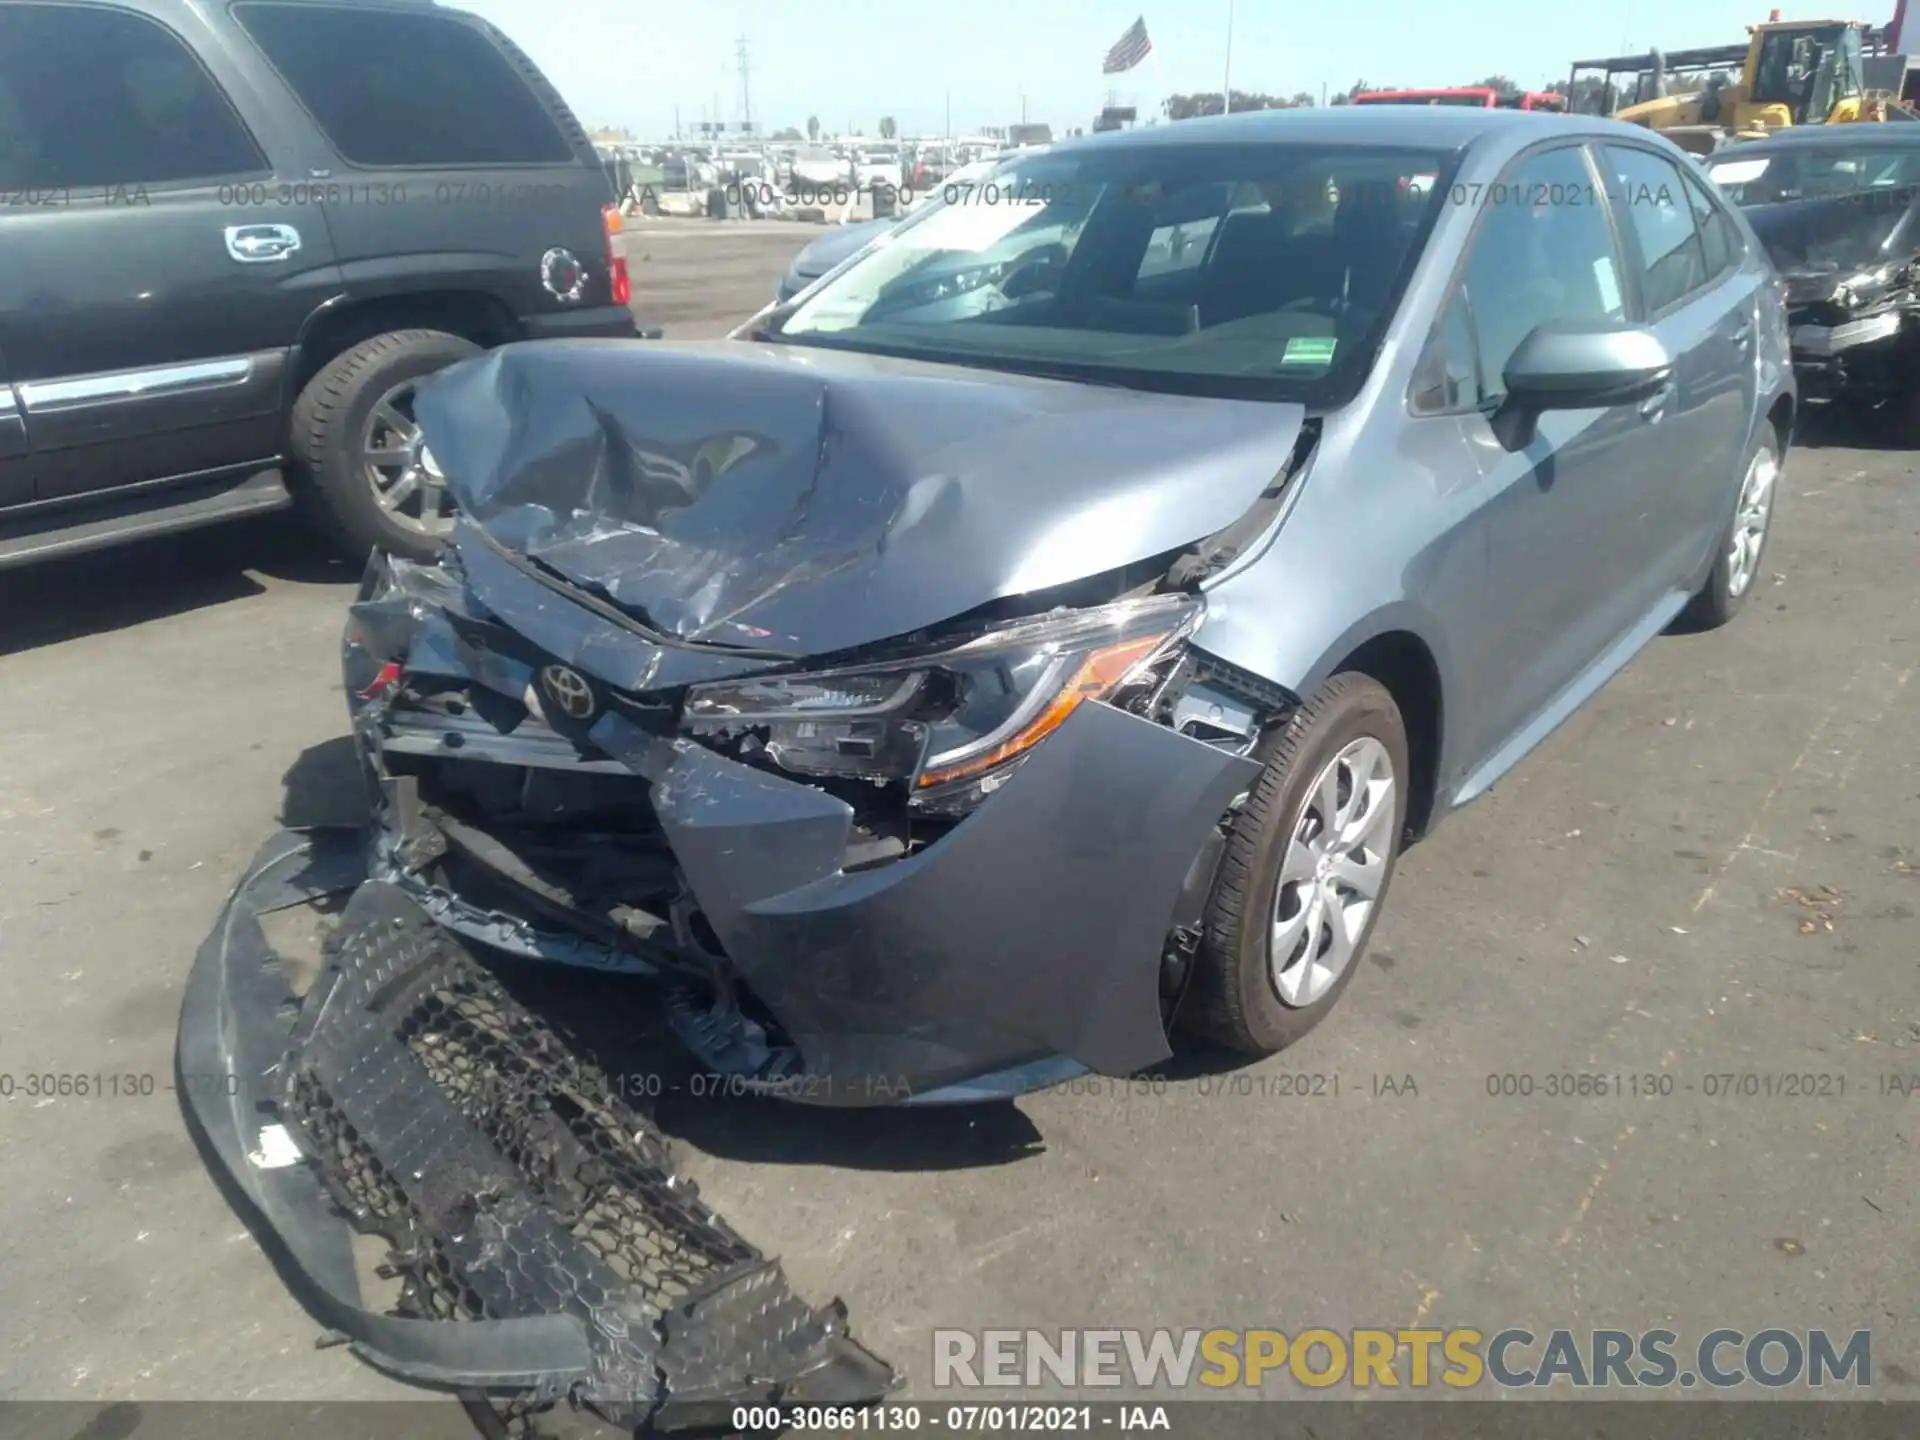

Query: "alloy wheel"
(1269, 736), (1396, 1007)
(359, 379), (454, 537)
(1726, 448), (1777, 599)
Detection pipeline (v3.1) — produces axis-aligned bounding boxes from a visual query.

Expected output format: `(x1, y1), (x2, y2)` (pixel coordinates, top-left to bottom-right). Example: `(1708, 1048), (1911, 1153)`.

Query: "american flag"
(1102, 17), (1152, 74)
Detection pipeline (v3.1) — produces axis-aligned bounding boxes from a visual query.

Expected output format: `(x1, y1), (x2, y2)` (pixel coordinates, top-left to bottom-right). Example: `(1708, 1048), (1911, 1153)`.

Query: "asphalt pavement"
(0, 224), (1915, 1409)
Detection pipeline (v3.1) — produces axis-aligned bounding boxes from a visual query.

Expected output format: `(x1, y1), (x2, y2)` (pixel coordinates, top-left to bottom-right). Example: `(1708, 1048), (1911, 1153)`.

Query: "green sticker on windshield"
(1282, 336), (1338, 367)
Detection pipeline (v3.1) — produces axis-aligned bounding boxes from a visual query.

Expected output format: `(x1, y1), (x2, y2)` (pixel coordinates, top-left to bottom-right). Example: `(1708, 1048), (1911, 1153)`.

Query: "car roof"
(1049, 106), (1663, 157)
(1719, 125), (1920, 155)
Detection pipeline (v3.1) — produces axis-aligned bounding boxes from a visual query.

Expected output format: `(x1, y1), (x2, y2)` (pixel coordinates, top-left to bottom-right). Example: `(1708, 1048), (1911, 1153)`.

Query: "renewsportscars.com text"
(933, 1327), (1872, 1391)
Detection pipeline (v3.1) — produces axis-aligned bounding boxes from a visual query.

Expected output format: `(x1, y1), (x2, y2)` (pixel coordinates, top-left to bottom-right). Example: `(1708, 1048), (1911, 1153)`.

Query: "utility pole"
(1222, 0), (1235, 114)
(736, 35), (752, 133)
(674, 103), (681, 140)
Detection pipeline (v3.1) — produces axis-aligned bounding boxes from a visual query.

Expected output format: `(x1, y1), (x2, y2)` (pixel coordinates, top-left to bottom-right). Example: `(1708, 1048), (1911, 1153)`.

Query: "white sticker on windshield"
(1594, 257), (1623, 319)
(1707, 157), (1771, 186)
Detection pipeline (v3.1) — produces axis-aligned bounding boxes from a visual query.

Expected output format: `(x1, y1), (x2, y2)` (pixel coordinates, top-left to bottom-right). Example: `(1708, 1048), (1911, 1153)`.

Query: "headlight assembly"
(681, 594), (1203, 814)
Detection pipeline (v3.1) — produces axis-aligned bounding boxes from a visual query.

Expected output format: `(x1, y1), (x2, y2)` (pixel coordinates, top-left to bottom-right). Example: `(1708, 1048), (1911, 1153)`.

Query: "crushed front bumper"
(1786, 306), (1919, 401)
(366, 698), (1261, 1105)
(347, 547), (1266, 1106)
(178, 828), (899, 1428)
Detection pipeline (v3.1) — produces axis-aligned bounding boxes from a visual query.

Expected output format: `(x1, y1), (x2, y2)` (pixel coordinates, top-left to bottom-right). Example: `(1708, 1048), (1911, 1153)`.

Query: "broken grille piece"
(182, 832), (897, 1435)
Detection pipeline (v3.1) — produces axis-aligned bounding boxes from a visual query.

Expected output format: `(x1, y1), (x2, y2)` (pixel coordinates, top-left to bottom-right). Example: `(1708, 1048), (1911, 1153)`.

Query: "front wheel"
(1182, 673), (1409, 1055)
(1682, 431), (1779, 630)
(291, 328), (482, 563)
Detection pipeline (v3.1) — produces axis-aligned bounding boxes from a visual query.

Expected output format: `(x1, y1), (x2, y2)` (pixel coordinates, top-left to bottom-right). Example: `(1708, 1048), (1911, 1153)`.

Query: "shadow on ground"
(0, 513), (355, 657)
(1790, 401), (1911, 452)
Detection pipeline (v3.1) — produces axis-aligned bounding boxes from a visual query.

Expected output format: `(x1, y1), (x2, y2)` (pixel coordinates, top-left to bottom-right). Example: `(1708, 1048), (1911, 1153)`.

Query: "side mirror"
(1491, 321), (1674, 451)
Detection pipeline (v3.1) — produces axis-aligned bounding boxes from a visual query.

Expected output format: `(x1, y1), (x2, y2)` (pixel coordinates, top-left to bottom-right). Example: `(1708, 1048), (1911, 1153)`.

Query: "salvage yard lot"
(1, 224), (1916, 1405)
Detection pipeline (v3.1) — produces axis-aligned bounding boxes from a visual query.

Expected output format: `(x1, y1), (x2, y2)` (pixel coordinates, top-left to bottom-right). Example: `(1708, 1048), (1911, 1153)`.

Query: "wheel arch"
(1315, 626), (1447, 843)
(1764, 388), (1794, 452)
(289, 290), (523, 405)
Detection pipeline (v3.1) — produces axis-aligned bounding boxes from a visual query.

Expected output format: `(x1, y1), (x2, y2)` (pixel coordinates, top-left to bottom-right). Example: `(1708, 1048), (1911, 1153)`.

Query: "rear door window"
(1683, 170), (1743, 281)
(1605, 145), (1711, 312)
(232, 3), (573, 167)
(0, 2), (266, 189)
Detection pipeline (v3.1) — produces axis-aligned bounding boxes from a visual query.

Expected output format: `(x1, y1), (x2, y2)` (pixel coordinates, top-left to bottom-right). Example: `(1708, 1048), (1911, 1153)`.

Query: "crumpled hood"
(1744, 190), (1920, 285)
(415, 339), (1305, 661)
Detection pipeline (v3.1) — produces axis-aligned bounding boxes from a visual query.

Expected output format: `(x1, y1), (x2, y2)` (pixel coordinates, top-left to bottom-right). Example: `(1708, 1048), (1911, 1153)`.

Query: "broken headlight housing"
(681, 594), (1203, 815)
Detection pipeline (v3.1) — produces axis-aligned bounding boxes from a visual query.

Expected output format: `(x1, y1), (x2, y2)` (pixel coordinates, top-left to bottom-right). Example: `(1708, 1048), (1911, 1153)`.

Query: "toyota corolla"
(260, 108), (1794, 1106)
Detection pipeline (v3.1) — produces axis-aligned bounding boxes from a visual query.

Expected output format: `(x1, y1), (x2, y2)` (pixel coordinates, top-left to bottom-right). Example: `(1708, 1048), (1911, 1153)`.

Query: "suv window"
(232, 3), (572, 168)
(1605, 145), (1709, 312)
(1459, 145), (1627, 404)
(0, 2), (266, 189)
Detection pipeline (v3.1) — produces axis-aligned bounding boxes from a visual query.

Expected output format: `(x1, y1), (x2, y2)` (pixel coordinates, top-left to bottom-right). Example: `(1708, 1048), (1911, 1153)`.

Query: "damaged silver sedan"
(336, 110), (1796, 1105)
(178, 107), (1794, 1425)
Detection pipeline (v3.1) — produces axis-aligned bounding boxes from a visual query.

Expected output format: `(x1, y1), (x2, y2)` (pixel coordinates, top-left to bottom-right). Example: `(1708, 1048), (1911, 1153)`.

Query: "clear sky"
(455, 0), (1893, 138)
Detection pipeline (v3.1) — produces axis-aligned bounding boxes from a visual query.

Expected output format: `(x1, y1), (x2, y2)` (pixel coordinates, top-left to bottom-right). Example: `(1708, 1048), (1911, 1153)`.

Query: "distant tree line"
(1163, 90), (1318, 119)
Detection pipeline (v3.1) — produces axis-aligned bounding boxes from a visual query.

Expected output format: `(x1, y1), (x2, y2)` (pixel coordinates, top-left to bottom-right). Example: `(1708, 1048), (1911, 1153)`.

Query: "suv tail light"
(603, 204), (631, 307)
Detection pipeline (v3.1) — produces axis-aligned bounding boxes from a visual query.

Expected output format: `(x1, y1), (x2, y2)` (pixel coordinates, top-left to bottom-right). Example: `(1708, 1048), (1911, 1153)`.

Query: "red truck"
(1352, 87), (1569, 110)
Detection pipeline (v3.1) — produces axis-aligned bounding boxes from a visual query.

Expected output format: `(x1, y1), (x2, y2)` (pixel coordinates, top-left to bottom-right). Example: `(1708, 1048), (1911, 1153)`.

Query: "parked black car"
(0, 0), (643, 568)
(1707, 127), (1920, 427)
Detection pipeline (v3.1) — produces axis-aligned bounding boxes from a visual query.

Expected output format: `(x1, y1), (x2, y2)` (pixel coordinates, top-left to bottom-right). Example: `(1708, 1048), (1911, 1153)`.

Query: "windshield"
(1751, 26), (1858, 120)
(770, 141), (1456, 402)
(1708, 145), (1920, 205)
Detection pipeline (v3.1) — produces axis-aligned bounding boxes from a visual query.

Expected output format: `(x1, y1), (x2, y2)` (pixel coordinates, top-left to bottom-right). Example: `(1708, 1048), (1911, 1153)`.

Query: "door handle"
(1730, 322), (1753, 352)
(224, 224), (301, 264)
(1638, 380), (1676, 422)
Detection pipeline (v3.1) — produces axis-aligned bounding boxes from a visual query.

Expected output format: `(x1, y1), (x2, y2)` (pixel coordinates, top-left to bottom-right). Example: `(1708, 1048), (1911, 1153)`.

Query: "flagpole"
(1222, 0), (1235, 114)
(1152, 47), (1167, 122)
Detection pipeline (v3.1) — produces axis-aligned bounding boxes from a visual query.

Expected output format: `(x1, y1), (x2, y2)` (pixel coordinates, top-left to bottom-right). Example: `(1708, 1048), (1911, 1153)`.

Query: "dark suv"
(0, 0), (642, 566)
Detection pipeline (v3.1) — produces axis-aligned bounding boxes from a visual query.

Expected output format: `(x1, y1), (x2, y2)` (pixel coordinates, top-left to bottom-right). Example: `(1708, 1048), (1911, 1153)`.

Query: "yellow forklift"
(1567, 16), (1917, 154)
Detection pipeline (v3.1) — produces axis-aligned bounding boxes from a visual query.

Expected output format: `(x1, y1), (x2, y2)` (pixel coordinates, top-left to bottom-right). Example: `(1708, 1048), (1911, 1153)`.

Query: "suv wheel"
(292, 329), (482, 562)
(1183, 673), (1409, 1055)
(1682, 431), (1779, 630)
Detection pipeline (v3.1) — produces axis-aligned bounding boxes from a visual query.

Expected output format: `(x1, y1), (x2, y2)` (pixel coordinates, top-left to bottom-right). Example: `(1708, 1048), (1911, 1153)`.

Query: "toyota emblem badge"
(539, 664), (597, 721)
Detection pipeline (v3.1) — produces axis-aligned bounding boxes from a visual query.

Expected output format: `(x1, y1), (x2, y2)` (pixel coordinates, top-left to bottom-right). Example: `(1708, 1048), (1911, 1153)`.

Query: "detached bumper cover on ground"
(178, 828), (899, 1428)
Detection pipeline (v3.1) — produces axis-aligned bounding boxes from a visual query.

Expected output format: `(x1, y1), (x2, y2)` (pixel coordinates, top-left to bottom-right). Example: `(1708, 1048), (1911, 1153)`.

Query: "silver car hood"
(416, 338), (1305, 669)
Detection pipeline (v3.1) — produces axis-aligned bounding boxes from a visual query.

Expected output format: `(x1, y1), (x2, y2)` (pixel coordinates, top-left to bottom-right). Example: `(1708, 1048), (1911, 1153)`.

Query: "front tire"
(291, 329), (481, 563)
(1682, 430), (1779, 630)
(1183, 673), (1410, 1055)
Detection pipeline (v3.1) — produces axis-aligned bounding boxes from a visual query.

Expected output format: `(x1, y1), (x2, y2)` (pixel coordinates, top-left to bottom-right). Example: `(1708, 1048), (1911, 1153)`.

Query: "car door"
(0, 0), (338, 503)
(1430, 141), (1663, 785)
(223, 2), (615, 323)
(1600, 142), (1758, 602)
